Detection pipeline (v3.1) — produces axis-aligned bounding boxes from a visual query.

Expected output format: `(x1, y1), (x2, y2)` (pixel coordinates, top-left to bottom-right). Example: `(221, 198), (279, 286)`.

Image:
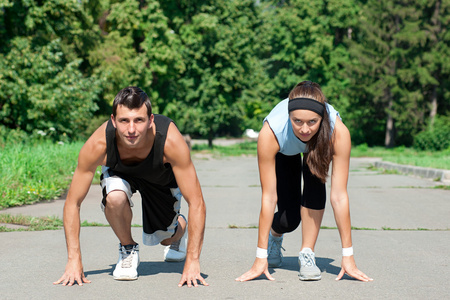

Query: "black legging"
(271, 153), (326, 234)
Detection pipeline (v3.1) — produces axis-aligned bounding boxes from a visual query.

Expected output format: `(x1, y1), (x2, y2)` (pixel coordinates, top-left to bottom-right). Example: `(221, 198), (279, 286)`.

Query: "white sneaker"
(113, 244), (140, 280)
(298, 248), (321, 281)
(164, 217), (187, 262)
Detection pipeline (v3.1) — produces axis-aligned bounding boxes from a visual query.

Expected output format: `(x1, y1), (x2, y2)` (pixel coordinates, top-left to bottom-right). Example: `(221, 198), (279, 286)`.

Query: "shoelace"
(301, 253), (315, 267)
(120, 248), (136, 268)
(268, 238), (285, 256)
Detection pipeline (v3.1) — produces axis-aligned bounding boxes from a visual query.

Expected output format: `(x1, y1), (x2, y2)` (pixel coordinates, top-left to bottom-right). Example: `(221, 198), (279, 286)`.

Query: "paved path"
(1, 156), (449, 299)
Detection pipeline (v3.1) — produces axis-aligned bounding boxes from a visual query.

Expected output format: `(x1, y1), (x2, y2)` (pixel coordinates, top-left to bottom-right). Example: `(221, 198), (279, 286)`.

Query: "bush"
(0, 38), (102, 142)
(413, 115), (450, 151)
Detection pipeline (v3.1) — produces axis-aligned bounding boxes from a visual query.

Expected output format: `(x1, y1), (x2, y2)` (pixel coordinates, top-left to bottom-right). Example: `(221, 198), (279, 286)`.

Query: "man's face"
(111, 104), (153, 147)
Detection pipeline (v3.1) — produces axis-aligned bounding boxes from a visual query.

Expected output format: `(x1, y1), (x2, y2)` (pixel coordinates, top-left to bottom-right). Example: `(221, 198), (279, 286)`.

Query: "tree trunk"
(384, 91), (395, 148)
(208, 128), (214, 148)
(428, 0), (441, 128)
(385, 112), (395, 148)
(429, 86), (438, 127)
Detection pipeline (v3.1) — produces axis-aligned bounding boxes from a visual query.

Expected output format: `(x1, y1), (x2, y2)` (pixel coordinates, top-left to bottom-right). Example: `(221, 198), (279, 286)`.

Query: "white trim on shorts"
(142, 187), (182, 246)
(100, 166), (134, 211)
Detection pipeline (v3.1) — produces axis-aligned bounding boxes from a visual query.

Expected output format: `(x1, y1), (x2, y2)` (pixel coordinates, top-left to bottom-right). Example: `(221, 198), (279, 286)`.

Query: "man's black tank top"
(104, 114), (177, 188)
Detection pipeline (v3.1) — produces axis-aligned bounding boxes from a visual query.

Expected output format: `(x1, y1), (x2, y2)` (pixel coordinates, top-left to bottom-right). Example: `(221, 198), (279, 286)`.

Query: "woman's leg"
(272, 153), (303, 235)
(300, 154), (326, 251)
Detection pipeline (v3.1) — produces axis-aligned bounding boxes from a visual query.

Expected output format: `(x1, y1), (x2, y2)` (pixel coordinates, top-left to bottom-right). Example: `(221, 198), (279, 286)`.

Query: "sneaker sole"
(164, 255), (186, 262)
(113, 276), (138, 281)
(299, 274), (321, 281)
(164, 258), (186, 262)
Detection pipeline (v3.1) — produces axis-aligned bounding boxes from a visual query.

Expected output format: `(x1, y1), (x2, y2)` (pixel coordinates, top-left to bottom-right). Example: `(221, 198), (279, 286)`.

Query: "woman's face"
(289, 109), (322, 142)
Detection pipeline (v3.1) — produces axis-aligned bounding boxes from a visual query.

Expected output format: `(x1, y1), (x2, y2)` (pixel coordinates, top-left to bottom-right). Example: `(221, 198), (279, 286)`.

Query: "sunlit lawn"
(0, 140), (448, 209)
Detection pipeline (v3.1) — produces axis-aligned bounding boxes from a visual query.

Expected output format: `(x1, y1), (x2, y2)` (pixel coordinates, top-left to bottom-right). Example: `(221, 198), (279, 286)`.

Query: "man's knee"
(104, 190), (129, 209)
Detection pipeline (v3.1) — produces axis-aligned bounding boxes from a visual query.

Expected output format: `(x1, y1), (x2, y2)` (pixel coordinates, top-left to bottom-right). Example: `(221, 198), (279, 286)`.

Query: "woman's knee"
(273, 211), (301, 234)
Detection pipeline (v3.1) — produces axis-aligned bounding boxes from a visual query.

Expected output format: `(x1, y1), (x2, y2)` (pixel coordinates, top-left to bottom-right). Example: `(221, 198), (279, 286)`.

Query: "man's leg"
(162, 215), (188, 262)
(104, 190), (136, 245)
(103, 190), (139, 281)
(160, 215), (187, 246)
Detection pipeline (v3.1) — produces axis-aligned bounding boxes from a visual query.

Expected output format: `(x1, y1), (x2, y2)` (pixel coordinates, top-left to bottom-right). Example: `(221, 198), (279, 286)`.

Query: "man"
(54, 87), (208, 287)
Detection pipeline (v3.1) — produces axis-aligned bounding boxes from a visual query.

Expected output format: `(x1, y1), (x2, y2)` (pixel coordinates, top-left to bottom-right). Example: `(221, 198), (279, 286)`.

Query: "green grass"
(0, 214), (63, 231)
(192, 141), (257, 156)
(1, 140), (448, 209)
(0, 141), (102, 209)
(0, 213), (143, 232)
(192, 141), (450, 171)
(0, 141), (82, 209)
(351, 144), (450, 170)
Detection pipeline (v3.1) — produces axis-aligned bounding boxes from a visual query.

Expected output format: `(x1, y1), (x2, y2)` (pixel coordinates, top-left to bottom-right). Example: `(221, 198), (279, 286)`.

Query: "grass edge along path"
(1, 141), (449, 209)
(1, 214), (449, 232)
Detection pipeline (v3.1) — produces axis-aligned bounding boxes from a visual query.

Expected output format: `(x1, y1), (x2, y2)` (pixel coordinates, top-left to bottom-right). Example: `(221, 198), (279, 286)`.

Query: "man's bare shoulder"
(79, 121), (109, 167)
(164, 122), (190, 165)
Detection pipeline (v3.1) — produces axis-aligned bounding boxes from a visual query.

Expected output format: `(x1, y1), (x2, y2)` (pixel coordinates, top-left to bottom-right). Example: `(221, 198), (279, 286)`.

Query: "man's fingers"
(197, 275), (209, 286)
(54, 273), (91, 286)
(81, 275), (91, 284)
(178, 275), (208, 287)
(53, 277), (64, 285)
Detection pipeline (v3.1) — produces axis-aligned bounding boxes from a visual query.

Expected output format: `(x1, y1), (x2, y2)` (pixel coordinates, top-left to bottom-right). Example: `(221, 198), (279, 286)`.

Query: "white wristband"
(342, 246), (353, 256)
(256, 247), (268, 259)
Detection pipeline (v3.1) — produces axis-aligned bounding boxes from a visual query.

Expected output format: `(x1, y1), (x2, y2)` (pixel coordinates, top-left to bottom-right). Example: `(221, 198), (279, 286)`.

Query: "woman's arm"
(331, 118), (373, 282)
(236, 122), (280, 282)
(330, 118), (352, 248)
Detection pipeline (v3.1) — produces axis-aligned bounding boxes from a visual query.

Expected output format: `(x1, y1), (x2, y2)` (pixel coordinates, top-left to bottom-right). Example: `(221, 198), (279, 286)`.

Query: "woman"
(236, 81), (372, 282)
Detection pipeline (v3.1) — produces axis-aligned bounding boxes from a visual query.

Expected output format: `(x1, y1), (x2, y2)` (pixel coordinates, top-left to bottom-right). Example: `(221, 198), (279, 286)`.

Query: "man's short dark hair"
(112, 87), (152, 118)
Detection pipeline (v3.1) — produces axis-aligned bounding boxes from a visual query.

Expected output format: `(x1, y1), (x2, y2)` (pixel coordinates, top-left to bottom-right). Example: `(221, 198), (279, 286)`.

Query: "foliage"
(0, 0), (103, 141)
(161, 0), (271, 145)
(343, 0), (450, 147)
(413, 115), (450, 151)
(0, 0), (449, 147)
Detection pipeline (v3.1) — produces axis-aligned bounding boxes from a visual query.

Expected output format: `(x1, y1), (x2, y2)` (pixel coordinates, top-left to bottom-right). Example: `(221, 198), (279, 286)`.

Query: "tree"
(419, 0), (450, 127)
(0, 38), (101, 141)
(344, 0), (437, 147)
(0, 0), (102, 141)
(157, 0), (268, 145)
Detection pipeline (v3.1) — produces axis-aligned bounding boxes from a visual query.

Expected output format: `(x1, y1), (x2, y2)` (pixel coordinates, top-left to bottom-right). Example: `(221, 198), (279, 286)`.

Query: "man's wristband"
(256, 247), (268, 259)
(342, 246), (353, 256)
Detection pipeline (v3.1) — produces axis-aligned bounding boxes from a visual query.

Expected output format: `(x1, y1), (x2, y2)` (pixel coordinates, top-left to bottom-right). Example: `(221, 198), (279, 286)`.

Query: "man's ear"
(148, 114), (154, 128)
(111, 114), (116, 128)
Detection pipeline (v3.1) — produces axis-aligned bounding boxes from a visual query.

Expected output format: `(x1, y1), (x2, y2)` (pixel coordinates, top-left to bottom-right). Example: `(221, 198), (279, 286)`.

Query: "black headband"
(288, 98), (325, 116)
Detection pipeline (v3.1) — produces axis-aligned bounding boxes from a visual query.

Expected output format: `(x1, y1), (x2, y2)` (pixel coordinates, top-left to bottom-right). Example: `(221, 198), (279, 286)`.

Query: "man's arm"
(164, 123), (208, 287)
(53, 123), (107, 286)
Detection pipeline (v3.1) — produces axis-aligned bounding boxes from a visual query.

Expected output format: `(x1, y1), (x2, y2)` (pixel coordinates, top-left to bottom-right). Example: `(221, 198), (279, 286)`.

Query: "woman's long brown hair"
(288, 81), (335, 183)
